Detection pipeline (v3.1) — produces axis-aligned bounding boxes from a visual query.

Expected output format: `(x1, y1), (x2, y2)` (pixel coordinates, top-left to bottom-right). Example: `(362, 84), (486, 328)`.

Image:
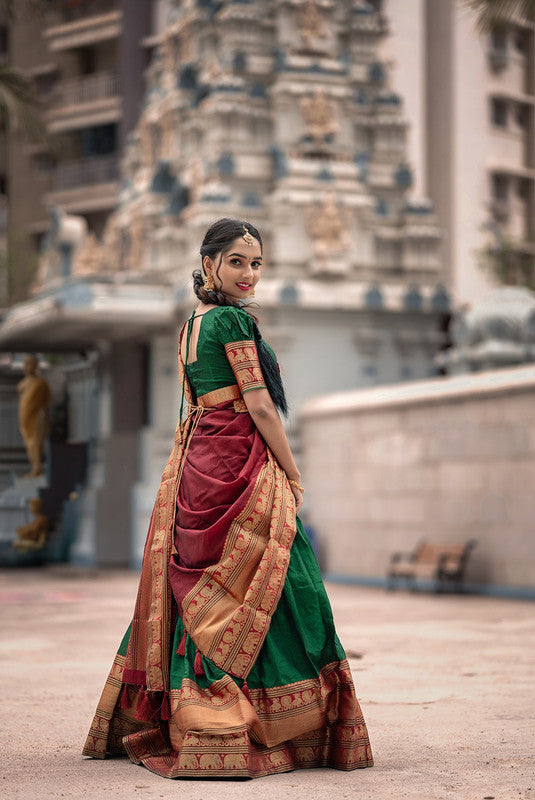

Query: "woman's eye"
(230, 258), (241, 265)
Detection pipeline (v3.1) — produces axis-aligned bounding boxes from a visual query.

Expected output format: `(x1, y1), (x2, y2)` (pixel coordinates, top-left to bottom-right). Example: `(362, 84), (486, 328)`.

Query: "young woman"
(83, 218), (373, 779)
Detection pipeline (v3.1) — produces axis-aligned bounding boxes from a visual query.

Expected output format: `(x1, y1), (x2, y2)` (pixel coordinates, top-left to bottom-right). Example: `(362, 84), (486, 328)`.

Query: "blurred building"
(2, 0), (157, 305)
(384, 0), (535, 305)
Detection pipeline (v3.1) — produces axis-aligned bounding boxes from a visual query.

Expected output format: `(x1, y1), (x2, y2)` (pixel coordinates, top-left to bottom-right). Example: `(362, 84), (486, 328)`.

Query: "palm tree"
(462, 0), (535, 32)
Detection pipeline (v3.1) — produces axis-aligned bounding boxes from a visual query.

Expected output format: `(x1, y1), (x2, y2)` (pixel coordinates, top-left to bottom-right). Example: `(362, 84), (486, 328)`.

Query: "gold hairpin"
(242, 225), (255, 246)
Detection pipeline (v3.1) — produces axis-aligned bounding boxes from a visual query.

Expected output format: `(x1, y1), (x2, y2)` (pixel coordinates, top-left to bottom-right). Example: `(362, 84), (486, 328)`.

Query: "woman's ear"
(202, 255), (212, 275)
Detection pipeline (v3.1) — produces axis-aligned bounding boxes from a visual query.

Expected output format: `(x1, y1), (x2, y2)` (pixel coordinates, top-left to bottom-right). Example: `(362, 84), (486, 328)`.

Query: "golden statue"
(17, 355), (51, 477)
(299, 89), (339, 144)
(306, 192), (351, 257)
(297, 0), (327, 50)
(13, 497), (49, 552)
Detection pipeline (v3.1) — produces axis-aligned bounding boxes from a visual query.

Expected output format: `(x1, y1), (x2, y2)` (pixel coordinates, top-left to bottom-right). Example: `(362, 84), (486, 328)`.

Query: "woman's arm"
(243, 387), (303, 512)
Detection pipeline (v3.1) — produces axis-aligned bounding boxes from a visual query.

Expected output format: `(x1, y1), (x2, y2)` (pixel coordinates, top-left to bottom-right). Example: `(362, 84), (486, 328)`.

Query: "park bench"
(387, 540), (477, 593)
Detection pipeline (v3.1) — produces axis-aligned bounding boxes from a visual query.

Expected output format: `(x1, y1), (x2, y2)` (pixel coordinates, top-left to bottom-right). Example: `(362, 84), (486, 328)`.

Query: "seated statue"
(17, 355), (51, 477)
(13, 497), (48, 552)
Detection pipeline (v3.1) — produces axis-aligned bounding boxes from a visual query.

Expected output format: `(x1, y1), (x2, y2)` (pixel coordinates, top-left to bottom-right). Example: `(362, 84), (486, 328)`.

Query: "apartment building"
(383, 0), (535, 306)
(4, 0), (154, 302)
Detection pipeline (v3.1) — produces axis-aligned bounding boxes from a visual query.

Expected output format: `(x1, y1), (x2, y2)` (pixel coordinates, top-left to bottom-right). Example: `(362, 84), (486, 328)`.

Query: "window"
(515, 104), (529, 128)
(491, 173), (508, 201)
(517, 178), (531, 200)
(80, 123), (117, 157)
(514, 30), (528, 53)
(489, 27), (508, 71)
(78, 46), (96, 76)
(490, 27), (507, 53)
(491, 98), (508, 127)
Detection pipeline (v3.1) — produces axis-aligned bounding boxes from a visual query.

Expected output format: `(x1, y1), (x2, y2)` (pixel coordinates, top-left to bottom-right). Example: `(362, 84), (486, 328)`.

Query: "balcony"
(45, 154), (120, 213)
(44, 2), (122, 52)
(46, 71), (121, 133)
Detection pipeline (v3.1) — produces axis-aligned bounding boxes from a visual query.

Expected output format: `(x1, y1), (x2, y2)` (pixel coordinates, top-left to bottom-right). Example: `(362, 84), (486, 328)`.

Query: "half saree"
(83, 306), (373, 778)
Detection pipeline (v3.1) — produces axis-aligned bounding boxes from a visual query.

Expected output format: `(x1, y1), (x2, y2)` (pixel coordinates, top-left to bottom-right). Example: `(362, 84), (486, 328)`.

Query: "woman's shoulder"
(207, 305), (255, 341)
(209, 305), (251, 320)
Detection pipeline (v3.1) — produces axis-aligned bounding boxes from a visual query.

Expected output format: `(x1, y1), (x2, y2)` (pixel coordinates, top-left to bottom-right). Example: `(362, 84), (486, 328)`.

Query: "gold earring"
(204, 273), (214, 291)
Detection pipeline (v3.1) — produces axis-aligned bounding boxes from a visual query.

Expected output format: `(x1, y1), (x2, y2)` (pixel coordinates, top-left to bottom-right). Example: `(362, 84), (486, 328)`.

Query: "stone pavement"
(0, 567), (533, 800)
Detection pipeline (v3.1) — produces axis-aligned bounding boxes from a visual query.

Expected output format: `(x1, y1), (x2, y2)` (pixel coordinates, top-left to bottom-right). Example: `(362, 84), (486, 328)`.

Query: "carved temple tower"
(107, 0), (446, 402)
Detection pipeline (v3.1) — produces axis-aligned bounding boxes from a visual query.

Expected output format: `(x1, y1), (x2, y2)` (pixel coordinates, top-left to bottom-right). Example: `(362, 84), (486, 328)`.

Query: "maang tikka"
(242, 225), (255, 246)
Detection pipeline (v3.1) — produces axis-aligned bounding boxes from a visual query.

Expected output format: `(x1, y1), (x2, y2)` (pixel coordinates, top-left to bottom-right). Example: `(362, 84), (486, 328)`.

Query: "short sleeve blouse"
(184, 306), (267, 399)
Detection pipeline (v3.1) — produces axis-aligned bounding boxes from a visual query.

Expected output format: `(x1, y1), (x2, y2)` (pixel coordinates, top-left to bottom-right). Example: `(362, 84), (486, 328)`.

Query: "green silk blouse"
(184, 306), (275, 399)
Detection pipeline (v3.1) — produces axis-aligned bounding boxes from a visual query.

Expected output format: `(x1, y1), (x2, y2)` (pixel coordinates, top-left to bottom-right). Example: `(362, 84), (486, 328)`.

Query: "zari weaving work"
(83, 306), (373, 778)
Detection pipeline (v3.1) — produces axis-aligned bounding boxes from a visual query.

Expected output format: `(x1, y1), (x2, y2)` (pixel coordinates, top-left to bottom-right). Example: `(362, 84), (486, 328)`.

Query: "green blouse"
(184, 306), (275, 399)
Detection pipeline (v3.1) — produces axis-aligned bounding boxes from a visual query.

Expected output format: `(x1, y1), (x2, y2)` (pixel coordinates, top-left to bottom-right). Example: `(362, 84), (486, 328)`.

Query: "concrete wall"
(300, 365), (535, 593)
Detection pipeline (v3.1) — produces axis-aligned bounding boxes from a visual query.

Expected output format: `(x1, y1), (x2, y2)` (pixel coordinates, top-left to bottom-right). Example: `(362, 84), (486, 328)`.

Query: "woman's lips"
(236, 283), (252, 291)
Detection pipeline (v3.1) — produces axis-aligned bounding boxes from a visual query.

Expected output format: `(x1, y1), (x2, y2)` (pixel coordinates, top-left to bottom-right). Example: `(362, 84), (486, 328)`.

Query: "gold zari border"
(224, 339), (266, 394)
(84, 654), (373, 778)
(197, 384), (241, 407)
(182, 450), (296, 679)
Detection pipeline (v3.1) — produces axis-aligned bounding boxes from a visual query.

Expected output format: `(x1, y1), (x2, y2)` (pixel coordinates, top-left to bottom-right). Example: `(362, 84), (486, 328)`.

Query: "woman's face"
(204, 235), (262, 301)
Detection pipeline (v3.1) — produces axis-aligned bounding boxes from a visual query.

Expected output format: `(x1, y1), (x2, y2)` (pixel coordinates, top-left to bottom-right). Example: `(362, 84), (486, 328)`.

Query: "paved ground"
(0, 567), (533, 800)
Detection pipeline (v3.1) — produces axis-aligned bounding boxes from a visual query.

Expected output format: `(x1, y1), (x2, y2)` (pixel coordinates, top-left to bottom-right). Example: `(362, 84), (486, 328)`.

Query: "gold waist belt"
(197, 384), (246, 411)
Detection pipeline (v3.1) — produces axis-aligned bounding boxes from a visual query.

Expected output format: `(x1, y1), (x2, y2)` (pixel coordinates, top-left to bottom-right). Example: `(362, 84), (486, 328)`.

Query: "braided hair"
(192, 218), (288, 415)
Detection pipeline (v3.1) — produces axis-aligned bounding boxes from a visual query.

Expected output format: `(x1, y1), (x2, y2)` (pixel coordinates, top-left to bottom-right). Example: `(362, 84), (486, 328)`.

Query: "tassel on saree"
(118, 684), (130, 710)
(135, 691), (155, 721)
(241, 680), (252, 702)
(194, 649), (205, 677)
(176, 630), (187, 656)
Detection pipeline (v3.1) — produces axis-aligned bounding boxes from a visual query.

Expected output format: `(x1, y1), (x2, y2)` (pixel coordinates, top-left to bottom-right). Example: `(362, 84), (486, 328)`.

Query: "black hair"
(192, 217), (287, 415)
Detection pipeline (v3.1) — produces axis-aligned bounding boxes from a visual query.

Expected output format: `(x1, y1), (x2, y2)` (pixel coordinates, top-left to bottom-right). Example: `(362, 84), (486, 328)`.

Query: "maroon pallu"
(169, 401), (266, 613)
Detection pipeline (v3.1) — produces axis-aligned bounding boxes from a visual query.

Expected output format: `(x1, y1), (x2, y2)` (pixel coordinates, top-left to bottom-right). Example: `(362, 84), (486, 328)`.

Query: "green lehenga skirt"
(83, 399), (373, 778)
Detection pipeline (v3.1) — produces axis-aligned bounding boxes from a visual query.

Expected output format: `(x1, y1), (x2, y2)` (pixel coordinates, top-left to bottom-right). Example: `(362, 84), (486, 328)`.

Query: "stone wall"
(300, 366), (535, 592)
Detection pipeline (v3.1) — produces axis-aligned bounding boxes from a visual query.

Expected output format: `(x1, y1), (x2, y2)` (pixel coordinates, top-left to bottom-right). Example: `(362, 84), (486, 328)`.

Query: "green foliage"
(461, 0), (535, 32)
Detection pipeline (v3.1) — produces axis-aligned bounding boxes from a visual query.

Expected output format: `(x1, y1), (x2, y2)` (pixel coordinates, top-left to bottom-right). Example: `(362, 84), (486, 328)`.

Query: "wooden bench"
(387, 540), (477, 593)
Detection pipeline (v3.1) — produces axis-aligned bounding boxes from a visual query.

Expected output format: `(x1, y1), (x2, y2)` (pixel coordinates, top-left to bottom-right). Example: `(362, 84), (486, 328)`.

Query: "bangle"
(288, 478), (305, 494)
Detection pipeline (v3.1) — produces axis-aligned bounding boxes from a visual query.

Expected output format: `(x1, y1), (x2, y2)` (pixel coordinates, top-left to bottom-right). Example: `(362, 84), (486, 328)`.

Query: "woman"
(83, 218), (373, 779)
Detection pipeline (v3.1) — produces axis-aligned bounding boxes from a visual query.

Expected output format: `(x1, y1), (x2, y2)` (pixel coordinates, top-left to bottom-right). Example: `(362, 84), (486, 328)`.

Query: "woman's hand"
(289, 483), (304, 513)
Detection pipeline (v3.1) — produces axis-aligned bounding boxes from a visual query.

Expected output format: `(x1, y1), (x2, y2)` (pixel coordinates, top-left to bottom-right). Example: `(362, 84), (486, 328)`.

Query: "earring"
(204, 273), (214, 291)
